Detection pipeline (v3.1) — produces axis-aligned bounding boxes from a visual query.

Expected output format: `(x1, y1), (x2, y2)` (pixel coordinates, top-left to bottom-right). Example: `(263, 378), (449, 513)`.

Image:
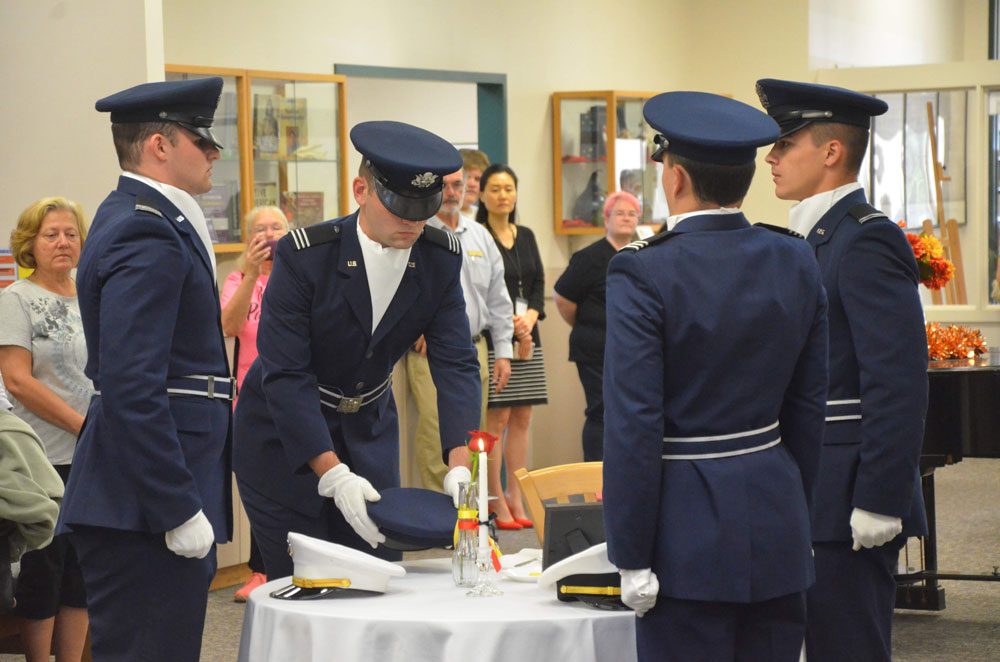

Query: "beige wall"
(0, 0), (164, 235)
(4, 0), (998, 484)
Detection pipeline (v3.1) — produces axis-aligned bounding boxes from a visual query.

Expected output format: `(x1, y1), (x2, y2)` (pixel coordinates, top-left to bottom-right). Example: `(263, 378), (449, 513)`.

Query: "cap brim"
(176, 121), (224, 149)
(373, 178), (441, 221)
(269, 584), (381, 601)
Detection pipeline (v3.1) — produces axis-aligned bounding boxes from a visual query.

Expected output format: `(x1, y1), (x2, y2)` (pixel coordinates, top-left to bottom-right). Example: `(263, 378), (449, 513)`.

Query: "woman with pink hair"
(553, 191), (640, 460)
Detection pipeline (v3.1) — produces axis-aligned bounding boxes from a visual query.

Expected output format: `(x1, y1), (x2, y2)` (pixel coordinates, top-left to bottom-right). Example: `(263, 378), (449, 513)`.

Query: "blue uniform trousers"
(70, 526), (216, 662)
(575, 360), (604, 461)
(237, 477), (401, 580)
(806, 539), (904, 662)
(636, 590), (806, 662)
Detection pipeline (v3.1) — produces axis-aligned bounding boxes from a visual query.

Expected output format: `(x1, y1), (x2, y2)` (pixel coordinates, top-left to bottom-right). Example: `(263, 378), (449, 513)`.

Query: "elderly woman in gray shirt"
(0, 197), (92, 662)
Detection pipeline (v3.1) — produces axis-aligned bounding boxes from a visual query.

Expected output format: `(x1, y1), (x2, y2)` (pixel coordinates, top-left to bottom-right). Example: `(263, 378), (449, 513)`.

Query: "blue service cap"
(643, 91), (779, 166)
(350, 121), (463, 221)
(95, 77), (224, 149)
(755, 78), (888, 138)
(366, 488), (456, 551)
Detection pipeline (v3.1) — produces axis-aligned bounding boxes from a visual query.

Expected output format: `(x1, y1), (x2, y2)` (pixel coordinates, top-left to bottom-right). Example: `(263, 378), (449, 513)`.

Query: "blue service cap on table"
(755, 78), (889, 138)
(350, 120), (463, 221)
(270, 532), (406, 600)
(537, 542), (626, 610)
(366, 487), (456, 551)
(643, 91), (779, 166)
(95, 77), (225, 149)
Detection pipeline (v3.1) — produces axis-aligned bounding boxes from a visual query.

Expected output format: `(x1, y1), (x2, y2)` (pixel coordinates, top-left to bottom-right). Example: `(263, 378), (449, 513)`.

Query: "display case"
(551, 91), (661, 235)
(166, 66), (349, 253)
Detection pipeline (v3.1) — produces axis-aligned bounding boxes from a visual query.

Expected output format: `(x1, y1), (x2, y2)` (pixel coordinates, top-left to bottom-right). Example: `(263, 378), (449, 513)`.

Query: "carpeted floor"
(4, 459), (996, 661)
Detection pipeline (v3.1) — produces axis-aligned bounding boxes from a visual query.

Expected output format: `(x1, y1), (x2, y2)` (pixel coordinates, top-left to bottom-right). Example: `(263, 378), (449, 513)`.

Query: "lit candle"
(477, 438), (489, 554)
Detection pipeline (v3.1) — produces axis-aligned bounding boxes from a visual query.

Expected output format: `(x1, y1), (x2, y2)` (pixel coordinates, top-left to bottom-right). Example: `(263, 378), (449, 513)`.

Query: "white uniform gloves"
(318, 463), (386, 549)
(165, 510), (215, 559)
(442, 466), (472, 508)
(619, 568), (659, 617)
(850, 507), (902, 551)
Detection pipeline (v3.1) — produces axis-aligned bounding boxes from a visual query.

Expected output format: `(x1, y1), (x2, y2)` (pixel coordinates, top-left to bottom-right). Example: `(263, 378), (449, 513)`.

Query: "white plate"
(501, 561), (542, 583)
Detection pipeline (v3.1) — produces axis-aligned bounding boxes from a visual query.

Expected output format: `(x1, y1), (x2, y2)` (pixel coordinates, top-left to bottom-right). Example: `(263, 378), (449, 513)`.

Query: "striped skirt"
(487, 344), (549, 407)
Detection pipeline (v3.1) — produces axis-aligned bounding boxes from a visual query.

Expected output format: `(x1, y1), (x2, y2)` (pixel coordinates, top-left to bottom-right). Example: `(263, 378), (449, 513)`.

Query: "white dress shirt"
(427, 214), (514, 359)
(788, 182), (863, 237)
(666, 207), (741, 231)
(123, 172), (217, 278)
(356, 222), (411, 334)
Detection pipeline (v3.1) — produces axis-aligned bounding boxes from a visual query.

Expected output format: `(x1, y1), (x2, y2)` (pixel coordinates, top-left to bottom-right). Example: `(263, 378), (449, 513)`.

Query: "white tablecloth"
(238, 558), (636, 662)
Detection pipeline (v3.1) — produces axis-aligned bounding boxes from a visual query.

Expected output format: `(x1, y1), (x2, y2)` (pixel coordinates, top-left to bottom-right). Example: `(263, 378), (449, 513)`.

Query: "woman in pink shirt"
(220, 205), (288, 602)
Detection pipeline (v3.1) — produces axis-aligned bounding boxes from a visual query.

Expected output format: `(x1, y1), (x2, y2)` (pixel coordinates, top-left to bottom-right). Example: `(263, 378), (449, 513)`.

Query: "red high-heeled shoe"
(514, 518), (533, 528)
(494, 518), (523, 530)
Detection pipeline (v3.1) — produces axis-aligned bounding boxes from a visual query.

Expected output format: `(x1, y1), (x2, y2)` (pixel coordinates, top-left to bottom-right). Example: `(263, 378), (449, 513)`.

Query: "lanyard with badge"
(500, 228), (529, 316)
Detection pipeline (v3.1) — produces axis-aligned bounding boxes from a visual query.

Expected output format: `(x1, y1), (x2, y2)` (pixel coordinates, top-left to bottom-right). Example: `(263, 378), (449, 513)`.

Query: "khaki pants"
(406, 336), (488, 490)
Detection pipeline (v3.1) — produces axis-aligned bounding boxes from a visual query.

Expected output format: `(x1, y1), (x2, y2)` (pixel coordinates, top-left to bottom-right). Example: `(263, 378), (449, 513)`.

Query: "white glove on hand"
(620, 568), (659, 617)
(850, 507), (902, 551)
(442, 466), (472, 508)
(165, 510), (215, 559)
(318, 464), (385, 549)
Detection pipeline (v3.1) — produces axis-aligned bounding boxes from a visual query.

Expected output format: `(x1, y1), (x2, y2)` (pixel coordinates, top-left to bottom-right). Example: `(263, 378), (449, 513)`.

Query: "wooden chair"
(513, 462), (603, 544)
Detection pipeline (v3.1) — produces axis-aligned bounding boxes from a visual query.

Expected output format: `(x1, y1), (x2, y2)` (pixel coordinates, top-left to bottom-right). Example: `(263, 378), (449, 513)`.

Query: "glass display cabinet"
(551, 91), (660, 235)
(166, 66), (348, 253)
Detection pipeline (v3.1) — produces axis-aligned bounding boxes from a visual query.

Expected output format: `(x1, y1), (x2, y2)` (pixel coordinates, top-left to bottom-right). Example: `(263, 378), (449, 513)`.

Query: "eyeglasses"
(610, 210), (640, 218)
(252, 223), (287, 234)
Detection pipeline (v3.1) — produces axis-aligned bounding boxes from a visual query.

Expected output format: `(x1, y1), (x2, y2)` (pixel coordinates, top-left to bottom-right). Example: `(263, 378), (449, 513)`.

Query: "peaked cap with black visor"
(95, 77), (225, 149)
(644, 91), (779, 166)
(755, 78), (888, 138)
(350, 120), (463, 221)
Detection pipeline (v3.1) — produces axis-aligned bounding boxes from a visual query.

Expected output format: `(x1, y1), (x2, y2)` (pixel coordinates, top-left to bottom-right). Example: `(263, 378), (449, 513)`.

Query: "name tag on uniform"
(467, 249), (484, 257)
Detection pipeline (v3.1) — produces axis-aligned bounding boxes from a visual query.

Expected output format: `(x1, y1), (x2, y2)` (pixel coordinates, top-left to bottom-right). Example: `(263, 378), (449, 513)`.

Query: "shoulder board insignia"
(134, 197), (165, 219)
(421, 225), (461, 255)
(755, 223), (804, 239)
(847, 203), (888, 225)
(620, 230), (678, 252)
(290, 222), (342, 251)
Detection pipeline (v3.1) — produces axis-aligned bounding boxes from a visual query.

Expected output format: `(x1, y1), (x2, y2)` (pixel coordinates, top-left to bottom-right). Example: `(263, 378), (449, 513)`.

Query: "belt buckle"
(337, 397), (362, 414)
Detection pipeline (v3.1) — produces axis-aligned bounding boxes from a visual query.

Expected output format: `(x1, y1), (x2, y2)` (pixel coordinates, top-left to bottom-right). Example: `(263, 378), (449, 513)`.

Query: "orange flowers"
(899, 223), (954, 290)
(925, 322), (987, 360)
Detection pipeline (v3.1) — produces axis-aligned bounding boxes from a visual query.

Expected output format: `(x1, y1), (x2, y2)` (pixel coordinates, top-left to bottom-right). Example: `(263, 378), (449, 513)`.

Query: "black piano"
(895, 354), (1000, 610)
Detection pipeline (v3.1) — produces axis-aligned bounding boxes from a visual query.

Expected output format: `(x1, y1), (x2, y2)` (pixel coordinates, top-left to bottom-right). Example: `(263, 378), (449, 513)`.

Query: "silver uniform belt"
(94, 375), (235, 401)
(662, 420), (781, 460)
(318, 375), (392, 414)
(826, 399), (862, 422)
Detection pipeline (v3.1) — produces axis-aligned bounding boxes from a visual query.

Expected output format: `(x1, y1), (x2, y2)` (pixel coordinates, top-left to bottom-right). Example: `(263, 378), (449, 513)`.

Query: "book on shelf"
(279, 98), (308, 159)
(253, 93), (281, 159)
(196, 181), (239, 243)
(281, 191), (325, 227)
(254, 182), (279, 209)
(215, 90), (239, 153)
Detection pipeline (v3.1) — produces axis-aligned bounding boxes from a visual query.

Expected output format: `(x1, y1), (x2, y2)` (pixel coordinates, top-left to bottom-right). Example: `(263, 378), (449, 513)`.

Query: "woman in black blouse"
(476, 164), (548, 529)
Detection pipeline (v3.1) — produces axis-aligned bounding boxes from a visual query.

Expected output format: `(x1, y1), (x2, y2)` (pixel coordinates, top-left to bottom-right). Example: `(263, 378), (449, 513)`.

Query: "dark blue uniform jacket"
(603, 212), (828, 603)
(59, 176), (232, 541)
(233, 213), (481, 517)
(807, 189), (928, 542)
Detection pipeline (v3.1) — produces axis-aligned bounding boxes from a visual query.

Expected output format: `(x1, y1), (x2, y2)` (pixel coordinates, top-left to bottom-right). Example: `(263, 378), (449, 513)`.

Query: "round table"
(238, 558), (636, 662)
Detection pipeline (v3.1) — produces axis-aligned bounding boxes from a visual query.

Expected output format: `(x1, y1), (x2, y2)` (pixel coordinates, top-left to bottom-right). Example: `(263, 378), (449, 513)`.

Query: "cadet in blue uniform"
(58, 78), (233, 662)
(758, 79), (928, 662)
(233, 121), (481, 577)
(602, 92), (829, 662)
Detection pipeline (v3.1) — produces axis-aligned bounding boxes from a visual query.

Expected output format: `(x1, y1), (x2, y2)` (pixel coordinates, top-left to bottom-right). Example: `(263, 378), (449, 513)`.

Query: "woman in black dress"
(476, 164), (548, 529)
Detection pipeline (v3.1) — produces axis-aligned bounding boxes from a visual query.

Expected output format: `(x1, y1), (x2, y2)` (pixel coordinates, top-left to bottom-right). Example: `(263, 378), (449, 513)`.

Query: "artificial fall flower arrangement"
(898, 222), (955, 290)
(925, 322), (987, 360)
